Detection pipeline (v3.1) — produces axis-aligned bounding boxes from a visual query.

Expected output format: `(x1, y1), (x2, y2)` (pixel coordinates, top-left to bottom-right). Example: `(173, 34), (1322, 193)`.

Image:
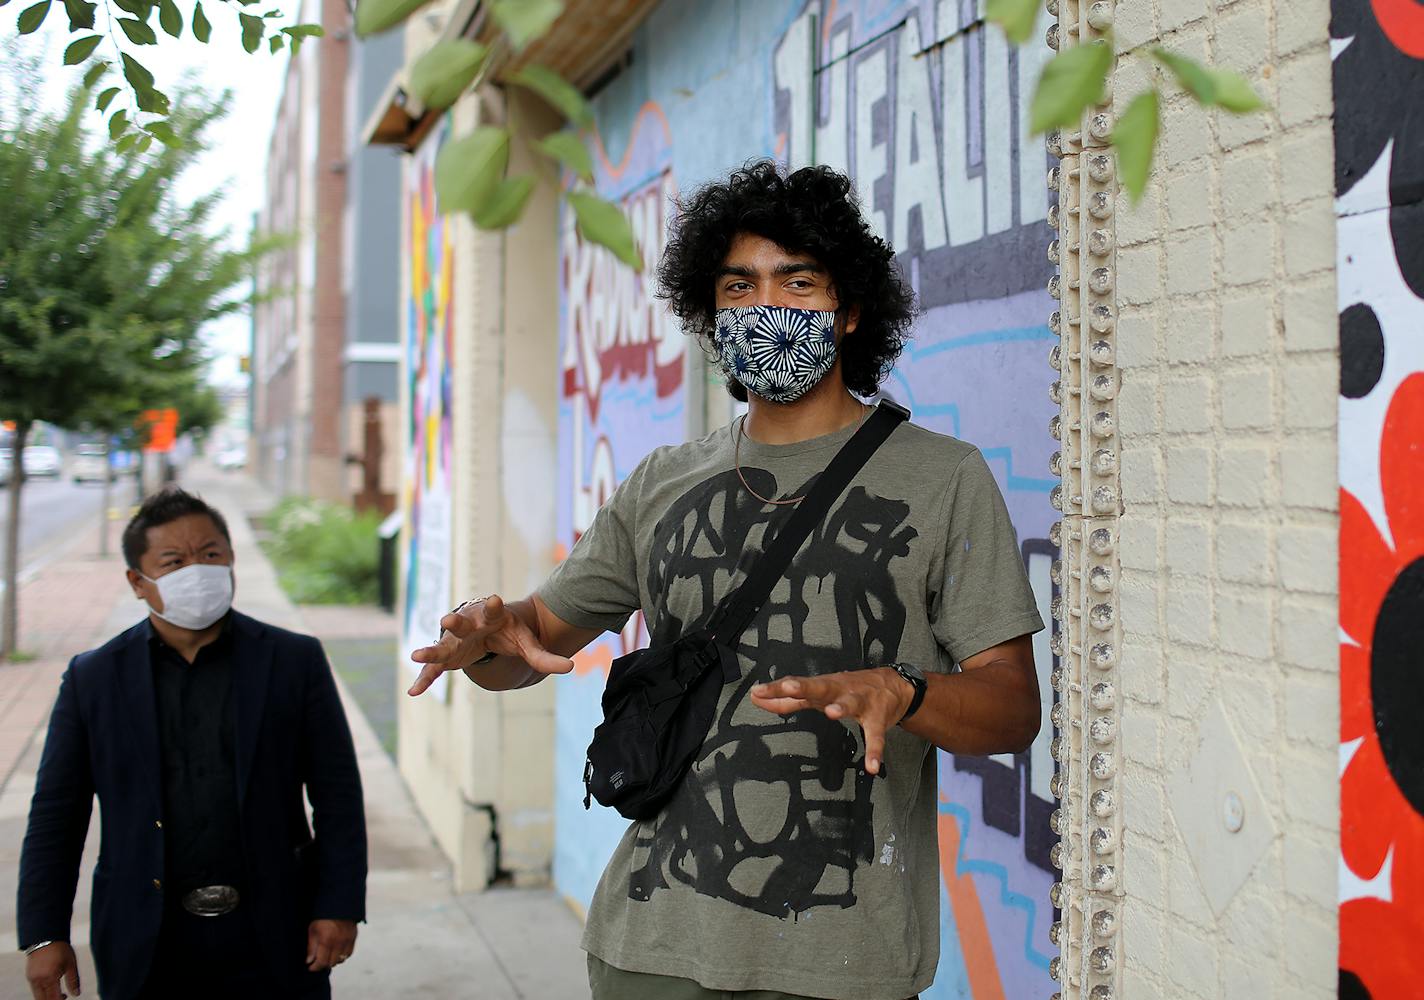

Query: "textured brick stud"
(1050, 841), (1065, 870)
(1089, 564), (1114, 592)
(1048, 239), (1061, 265)
(1051, 666), (1065, 690)
(1089, 338), (1115, 366)
(1050, 380), (1064, 404)
(1050, 881), (1067, 907)
(1048, 165), (1060, 192)
(1051, 595), (1066, 621)
(1049, 309), (1062, 334)
(1051, 629), (1066, 656)
(1090, 985), (1114, 1000)
(1047, 22), (1060, 49)
(1051, 808), (1067, 835)
(1051, 735), (1066, 761)
(1051, 701), (1068, 728)
(1090, 372), (1117, 401)
(1091, 909), (1117, 939)
(1090, 788), (1115, 818)
(1089, 944), (1116, 972)
(1089, 266), (1114, 294)
(1050, 770), (1067, 799)
(1091, 484), (1118, 514)
(1047, 129), (1064, 158)
(1087, 152), (1115, 182)
(1088, 527), (1114, 554)
(1089, 641), (1116, 668)
(1091, 448), (1118, 476)
(1050, 343), (1062, 370)
(1088, 228), (1114, 256)
(1090, 681), (1116, 710)
(1089, 302), (1116, 332)
(1047, 0), (1059, 15)
(1088, 113), (1114, 142)
(1087, 0), (1115, 29)
(1050, 451), (1063, 477)
(1090, 825), (1117, 854)
(1090, 410), (1115, 439)
(1049, 955), (1062, 982)
(1050, 484), (1064, 511)
(1050, 919), (1062, 946)
(1090, 715), (1117, 745)
(1090, 750), (1116, 779)
(1089, 602), (1115, 629)
(1088, 190), (1114, 219)
(1050, 520), (1064, 546)
(1050, 414), (1063, 440)
(1049, 274), (1062, 300)
(1048, 204), (1060, 230)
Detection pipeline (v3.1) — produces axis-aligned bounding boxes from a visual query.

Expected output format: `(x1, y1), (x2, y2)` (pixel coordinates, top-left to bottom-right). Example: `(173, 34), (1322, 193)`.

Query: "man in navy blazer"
(17, 488), (367, 1000)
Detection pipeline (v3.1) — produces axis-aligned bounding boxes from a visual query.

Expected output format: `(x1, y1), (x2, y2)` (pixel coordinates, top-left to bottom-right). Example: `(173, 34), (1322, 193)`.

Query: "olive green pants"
(587, 954), (919, 1000)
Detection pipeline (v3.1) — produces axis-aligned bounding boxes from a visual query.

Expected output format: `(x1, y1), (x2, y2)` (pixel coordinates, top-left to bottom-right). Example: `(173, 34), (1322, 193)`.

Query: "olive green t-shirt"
(539, 415), (1043, 1000)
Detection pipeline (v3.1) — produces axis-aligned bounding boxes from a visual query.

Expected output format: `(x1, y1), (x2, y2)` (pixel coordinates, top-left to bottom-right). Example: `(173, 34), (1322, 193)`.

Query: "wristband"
(24, 941), (57, 956)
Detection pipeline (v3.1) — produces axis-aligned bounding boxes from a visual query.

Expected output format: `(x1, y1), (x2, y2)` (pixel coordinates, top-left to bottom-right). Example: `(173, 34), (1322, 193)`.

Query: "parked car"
(71, 444), (115, 484)
(214, 446), (247, 471)
(22, 445), (62, 479)
(0, 449), (11, 485)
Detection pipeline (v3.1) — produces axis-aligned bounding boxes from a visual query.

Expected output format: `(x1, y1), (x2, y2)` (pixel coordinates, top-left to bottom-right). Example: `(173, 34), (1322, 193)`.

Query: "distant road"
(0, 476), (121, 588)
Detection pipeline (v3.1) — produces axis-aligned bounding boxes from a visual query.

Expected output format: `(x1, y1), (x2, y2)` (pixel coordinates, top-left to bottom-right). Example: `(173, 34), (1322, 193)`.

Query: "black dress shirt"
(147, 615), (244, 896)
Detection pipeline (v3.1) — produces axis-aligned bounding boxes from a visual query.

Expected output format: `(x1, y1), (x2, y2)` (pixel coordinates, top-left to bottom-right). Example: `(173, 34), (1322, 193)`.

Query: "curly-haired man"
(408, 161), (1043, 1000)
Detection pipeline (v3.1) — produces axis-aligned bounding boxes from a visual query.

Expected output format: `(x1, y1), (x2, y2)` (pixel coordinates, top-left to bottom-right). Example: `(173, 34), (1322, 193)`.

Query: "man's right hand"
(26, 942), (80, 1000)
(407, 594), (575, 696)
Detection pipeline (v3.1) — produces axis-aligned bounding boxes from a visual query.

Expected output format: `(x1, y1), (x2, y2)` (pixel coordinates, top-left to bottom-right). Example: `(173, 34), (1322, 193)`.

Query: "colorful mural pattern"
(554, 2), (1057, 996)
(1333, 2), (1424, 995)
(401, 120), (456, 701)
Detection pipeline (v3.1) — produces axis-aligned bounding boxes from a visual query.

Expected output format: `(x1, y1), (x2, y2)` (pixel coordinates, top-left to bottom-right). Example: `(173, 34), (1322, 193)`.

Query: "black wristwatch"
(890, 662), (927, 723)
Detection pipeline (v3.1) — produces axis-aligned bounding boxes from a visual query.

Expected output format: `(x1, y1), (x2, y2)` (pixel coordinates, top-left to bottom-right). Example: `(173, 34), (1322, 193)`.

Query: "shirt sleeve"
(929, 449), (1046, 664)
(537, 454), (649, 634)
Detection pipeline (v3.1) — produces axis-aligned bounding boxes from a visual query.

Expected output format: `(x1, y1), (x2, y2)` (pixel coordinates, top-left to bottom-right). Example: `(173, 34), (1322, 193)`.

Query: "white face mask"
(141, 563), (234, 630)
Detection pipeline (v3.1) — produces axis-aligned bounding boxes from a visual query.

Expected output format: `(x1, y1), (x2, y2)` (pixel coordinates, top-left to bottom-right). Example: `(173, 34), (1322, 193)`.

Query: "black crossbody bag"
(582, 400), (909, 820)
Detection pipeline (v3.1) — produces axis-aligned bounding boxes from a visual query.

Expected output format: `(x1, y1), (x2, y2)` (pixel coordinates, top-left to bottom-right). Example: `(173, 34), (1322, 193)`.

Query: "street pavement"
(0, 477), (114, 623)
(0, 461), (590, 1000)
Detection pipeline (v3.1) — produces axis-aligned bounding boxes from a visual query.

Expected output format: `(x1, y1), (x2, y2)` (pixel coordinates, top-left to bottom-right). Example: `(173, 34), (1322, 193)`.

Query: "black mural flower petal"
(1340, 303), (1386, 398)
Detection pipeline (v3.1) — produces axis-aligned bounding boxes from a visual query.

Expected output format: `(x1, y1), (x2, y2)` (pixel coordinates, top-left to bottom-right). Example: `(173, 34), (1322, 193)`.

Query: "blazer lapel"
(117, 626), (163, 808)
(231, 613), (273, 809)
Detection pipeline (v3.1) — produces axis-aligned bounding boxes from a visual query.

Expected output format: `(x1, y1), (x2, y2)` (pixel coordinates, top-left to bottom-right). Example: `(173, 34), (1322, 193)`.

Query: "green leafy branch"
(358, 0), (641, 269)
(986, 0), (1265, 200)
(9, 0), (323, 150)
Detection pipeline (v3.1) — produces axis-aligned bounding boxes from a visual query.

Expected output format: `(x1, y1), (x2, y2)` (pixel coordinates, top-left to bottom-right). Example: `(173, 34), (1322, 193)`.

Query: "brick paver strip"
(0, 546), (129, 790)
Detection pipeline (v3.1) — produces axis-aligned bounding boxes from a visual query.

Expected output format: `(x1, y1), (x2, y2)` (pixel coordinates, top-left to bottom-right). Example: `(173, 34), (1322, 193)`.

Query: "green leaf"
(566, 191), (641, 271)
(408, 39), (487, 109)
(82, 58), (109, 87)
(354, 0), (431, 37)
(535, 131), (593, 181)
(117, 16), (157, 43)
(158, 0), (180, 37)
(108, 109), (129, 141)
(239, 12), (264, 52)
(1111, 89), (1159, 203)
(281, 22), (321, 52)
(96, 85), (120, 111)
(1152, 48), (1215, 103)
(490, 0), (561, 50)
(17, 0), (51, 33)
(191, 1), (210, 41)
(136, 134), (153, 153)
(985, 0), (1039, 45)
(1206, 68), (1265, 113)
(433, 126), (510, 214)
(1030, 40), (1113, 133)
(63, 33), (102, 65)
(120, 51), (155, 90)
(145, 119), (180, 146)
(116, 131), (140, 153)
(61, 0), (96, 29)
(472, 174), (536, 229)
(269, 32), (283, 52)
(111, 0), (152, 18)
(508, 64), (592, 127)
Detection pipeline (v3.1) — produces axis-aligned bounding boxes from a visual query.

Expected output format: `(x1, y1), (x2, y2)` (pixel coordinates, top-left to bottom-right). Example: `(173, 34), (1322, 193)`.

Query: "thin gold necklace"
(734, 404), (871, 506)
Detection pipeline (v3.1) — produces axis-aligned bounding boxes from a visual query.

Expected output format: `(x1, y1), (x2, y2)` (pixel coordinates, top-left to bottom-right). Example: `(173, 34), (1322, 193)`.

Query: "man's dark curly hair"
(657, 160), (916, 402)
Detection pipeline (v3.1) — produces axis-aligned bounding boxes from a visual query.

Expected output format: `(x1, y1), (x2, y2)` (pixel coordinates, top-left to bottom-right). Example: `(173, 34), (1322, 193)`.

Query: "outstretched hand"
(749, 668), (913, 775)
(407, 594), (574, 696)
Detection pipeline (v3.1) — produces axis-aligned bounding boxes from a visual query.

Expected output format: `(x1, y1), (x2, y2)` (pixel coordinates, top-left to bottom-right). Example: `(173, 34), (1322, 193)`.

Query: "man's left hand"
(306, 919), (358, 972)
(750, 668), (913, 776)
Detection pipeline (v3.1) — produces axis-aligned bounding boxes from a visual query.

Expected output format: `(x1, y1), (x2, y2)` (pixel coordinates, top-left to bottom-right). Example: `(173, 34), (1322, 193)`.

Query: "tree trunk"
(3, 422), (31, 660)
(99, 448), (112, 557)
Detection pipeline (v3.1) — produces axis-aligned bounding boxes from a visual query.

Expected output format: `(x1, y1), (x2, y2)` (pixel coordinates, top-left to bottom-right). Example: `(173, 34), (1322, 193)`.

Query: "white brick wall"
(1112, 0), (1339, 995)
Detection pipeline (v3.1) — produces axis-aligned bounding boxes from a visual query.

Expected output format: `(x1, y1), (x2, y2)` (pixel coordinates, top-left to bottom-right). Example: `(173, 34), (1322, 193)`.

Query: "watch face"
(896, 661), (925, 682)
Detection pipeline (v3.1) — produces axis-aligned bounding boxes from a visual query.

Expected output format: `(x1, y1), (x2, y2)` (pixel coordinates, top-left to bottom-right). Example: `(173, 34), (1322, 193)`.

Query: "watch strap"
(895, 663), (927, 723)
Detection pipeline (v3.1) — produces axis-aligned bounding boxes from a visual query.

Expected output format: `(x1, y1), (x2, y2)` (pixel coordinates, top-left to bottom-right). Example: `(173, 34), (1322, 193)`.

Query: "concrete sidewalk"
(0, 464), (590, 1000)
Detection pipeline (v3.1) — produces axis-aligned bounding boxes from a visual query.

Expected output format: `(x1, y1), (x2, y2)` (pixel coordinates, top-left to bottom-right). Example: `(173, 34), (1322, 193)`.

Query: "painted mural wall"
(1332, 3), (1424, 996)
(401, 118), (456, 702)
(554, 2), (1059, 995)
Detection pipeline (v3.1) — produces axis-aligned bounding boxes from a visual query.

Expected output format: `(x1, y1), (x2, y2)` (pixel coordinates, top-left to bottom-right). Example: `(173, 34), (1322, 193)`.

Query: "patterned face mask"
(712, 305), (839, 403)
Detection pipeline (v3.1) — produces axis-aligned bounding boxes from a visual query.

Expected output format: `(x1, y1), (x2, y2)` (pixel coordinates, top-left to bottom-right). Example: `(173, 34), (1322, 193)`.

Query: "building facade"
(253, 0), (403, 504)
(372, 0), (1423, 996)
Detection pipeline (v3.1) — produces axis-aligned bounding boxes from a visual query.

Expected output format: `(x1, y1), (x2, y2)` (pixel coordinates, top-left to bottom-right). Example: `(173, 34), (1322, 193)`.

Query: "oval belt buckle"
(181, 885), (240, 917)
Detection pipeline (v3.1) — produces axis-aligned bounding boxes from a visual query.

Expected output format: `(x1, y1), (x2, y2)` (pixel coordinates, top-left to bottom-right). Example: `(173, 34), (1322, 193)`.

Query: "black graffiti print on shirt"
(627, 466), (918, 917)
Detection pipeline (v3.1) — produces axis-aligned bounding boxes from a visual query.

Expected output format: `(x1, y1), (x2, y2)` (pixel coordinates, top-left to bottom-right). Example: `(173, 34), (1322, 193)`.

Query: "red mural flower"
(1340, 373), (1424, 999)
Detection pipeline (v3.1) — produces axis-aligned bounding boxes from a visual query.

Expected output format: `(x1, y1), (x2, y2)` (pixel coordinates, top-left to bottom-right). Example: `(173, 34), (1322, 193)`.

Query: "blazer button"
(153, 878), (162, 891)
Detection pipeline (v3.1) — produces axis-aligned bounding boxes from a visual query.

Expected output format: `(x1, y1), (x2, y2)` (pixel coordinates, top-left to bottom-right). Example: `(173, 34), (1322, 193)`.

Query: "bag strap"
(708, 400), (909, 648)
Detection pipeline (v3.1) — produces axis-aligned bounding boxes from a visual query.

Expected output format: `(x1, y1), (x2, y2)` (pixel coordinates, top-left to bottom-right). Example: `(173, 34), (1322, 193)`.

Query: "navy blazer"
(17, 611), (367, 1000)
